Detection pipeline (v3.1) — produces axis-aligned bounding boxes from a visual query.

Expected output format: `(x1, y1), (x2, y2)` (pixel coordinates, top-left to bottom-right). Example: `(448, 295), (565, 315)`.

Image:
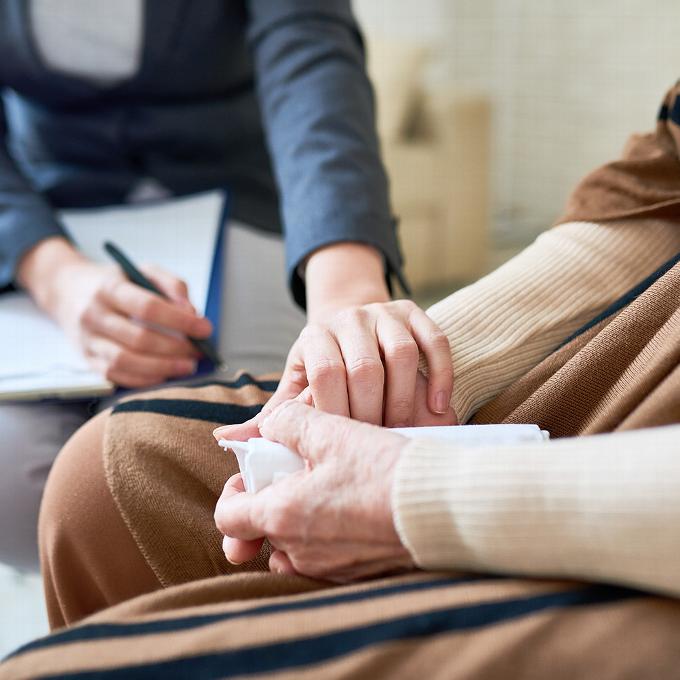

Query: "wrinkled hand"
(51, 259), (212, 387)
(214, 401), (416, 582)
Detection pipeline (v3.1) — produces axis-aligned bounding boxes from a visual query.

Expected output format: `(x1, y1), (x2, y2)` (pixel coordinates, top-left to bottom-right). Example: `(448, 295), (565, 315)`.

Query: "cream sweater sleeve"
(392, 425), (680, 597)
(427, 219), (680, 423)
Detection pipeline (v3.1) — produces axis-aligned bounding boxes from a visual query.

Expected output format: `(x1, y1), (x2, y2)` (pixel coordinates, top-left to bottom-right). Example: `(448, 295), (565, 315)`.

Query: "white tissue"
(218, 424), (549, 493)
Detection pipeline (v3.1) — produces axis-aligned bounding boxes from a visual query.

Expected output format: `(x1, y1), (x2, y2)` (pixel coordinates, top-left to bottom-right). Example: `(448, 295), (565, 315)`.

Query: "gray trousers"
(0, 223), (305, 571)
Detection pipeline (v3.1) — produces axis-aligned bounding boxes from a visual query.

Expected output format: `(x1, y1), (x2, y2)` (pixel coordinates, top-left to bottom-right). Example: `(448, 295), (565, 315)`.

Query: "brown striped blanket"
(3, 572), (680, 679)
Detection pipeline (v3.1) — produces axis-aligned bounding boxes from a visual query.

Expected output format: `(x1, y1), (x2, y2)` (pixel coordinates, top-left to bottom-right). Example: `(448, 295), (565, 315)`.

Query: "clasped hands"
(214, 299), (456, 583)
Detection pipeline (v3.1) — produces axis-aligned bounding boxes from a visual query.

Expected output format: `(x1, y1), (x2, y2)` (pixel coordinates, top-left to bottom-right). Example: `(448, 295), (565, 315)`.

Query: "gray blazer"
(0, 0), (404, 305)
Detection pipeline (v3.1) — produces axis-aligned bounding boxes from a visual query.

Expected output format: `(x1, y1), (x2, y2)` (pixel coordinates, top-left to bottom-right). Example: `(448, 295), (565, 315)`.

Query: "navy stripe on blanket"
(34, 584), (641, 680)
(8, 576), (479, 659)
(191, 374), (279, 392)
(110, 373), (278, 423)
(557, 250), (680, 350)
(112, 398), (264, 424)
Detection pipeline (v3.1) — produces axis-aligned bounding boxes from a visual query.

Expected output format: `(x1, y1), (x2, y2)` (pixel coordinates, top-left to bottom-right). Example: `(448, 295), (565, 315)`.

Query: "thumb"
(259, 400), (363, 464)
(213, 417), (260, 443)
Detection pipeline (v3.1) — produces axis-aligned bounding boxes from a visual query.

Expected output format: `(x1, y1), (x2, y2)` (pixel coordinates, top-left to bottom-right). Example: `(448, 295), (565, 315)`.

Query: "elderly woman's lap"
(26, 372), (680, 677)
(39, 376), (277, 627)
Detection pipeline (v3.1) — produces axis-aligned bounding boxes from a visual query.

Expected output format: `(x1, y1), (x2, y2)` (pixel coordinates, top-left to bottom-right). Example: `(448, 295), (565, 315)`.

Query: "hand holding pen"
(20, 234), (218, 388)
(104, 241), (223, 367)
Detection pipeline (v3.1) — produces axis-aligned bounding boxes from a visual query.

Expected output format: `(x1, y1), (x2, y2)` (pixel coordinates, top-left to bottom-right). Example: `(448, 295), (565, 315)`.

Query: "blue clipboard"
(195, 192), (230, 375)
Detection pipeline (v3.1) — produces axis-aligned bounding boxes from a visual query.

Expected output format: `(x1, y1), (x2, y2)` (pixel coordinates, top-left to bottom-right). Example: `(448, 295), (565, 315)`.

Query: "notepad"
(219, 424), (550, 493)
(0, 191), (225, 401)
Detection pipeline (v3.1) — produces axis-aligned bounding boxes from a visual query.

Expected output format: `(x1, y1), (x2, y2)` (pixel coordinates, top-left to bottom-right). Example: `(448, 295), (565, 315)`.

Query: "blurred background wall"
(353, 0), (680, 292)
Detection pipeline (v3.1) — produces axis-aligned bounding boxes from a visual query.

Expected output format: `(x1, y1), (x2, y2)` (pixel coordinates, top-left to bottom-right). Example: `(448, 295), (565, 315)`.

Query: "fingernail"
(434, 390), (449, 414)
(225, 554), (244, 566)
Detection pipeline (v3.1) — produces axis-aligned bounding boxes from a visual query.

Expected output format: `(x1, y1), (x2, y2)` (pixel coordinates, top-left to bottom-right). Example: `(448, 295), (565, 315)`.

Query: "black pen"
(104, 241), (223, 367)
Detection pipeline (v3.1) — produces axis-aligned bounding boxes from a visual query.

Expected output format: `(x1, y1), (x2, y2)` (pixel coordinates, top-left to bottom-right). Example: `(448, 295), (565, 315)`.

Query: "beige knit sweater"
(394, 219), (680, 597)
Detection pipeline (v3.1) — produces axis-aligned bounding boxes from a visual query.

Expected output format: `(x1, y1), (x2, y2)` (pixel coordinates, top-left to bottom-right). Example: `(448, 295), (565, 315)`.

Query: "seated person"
(5, 84), (680, 678)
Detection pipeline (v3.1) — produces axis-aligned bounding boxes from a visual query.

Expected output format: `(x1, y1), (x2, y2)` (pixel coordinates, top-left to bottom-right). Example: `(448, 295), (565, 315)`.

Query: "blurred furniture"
(367, 40), (491, 292)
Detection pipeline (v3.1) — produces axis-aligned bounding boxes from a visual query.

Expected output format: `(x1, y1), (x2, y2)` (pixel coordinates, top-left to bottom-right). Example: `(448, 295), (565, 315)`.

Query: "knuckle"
(307, 359), (345, 386)
(329, 307), (361, 331)
(341, 306), (367, 326)
(389, 395), (413, 418)
(298, 324), (322, 344)
(428, 332), (452, 359)
(93, 285), (109, 306)
(130, 326), (152, 351)
(429, 328), (450, 348)
(396, 299), (417, 314)
(108, 348), (126, 372)
(100, 273), (122, 298)
(384, 338), (418, 364)
(77, 304), (95, 329)
(346, 355), (383, 381)
(138, 297), (159, 320)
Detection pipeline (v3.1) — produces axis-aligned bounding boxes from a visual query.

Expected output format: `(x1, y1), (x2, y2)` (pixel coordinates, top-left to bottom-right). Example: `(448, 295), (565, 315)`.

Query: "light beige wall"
(353, 0), (680, 244)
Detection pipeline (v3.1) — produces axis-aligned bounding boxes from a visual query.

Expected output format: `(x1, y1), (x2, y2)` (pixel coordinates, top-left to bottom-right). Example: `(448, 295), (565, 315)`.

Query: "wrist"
(305, 242), (390, 322)
(17, 236), (87, 314)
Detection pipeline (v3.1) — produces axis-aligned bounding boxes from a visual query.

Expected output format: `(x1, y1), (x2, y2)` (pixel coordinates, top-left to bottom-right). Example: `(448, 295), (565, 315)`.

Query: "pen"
(104, 241), (224, 367)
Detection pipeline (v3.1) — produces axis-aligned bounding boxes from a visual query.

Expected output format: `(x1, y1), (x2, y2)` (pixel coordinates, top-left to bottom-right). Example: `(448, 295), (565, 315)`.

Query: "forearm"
(393, 424), (680, 597)
(305, 242), (390, 321)
(427, 219), (680, 422)
(247, 1), (403, 308)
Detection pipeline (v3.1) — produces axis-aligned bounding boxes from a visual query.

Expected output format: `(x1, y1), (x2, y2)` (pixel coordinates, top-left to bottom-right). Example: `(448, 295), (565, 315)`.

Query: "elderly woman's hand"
(213, 401), (415, 582)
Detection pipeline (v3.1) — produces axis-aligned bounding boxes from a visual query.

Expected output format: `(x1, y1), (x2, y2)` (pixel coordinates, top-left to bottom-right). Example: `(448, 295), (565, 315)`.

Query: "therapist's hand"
(214, 401), (415, 582)
(19, 236), (212, 388)
(274, 298), (456, 427)
(255, 242), (455, 429)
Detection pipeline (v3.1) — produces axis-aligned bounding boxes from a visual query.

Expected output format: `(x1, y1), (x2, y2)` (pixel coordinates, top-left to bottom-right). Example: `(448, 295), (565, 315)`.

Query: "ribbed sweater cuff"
(392, 426), (680, 596)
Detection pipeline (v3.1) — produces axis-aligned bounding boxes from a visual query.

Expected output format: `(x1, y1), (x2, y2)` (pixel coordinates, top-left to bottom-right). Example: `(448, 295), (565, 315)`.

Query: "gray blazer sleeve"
(0, 89), (66, 288)
(246, 0), (406, 307)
